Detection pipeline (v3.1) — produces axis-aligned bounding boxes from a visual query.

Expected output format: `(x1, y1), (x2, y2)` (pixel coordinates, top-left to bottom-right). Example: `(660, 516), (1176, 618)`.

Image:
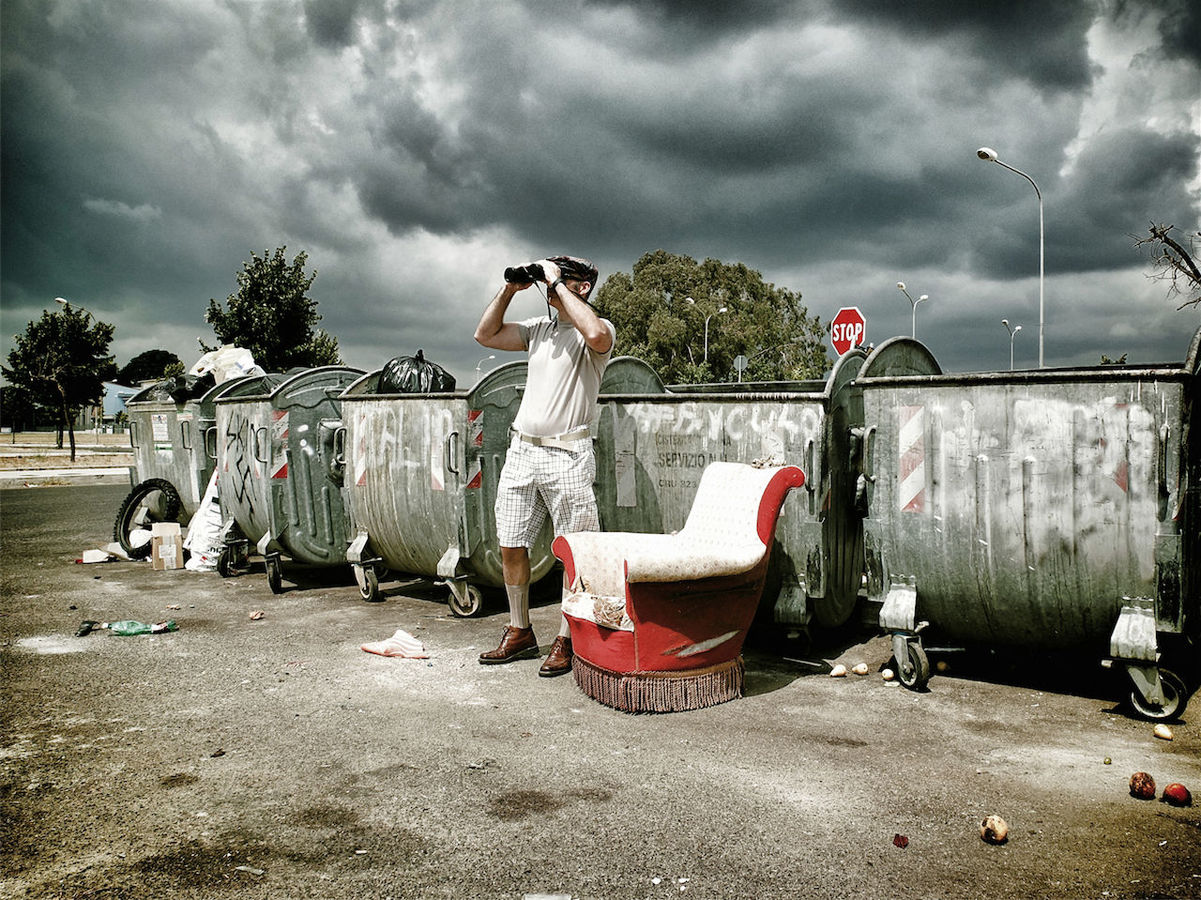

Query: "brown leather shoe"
(479, 626), (539, 665)
(538, 635), (573, 677)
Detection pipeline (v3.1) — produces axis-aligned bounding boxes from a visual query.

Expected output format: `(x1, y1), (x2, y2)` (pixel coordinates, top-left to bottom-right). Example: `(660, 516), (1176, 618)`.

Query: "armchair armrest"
(625, 535), (766, 583)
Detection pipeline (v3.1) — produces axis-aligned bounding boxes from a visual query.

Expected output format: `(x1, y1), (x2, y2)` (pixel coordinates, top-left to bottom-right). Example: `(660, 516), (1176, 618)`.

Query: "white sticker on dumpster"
(151, 414), (169, 443)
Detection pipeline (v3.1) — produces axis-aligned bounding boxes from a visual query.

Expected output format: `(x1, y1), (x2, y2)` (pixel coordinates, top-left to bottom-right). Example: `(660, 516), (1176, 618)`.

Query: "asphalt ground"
(1, 483), (1199, 899)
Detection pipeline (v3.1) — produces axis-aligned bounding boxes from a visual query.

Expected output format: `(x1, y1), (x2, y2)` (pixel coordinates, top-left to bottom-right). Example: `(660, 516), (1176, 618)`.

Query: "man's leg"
(501, 545), (532, 628)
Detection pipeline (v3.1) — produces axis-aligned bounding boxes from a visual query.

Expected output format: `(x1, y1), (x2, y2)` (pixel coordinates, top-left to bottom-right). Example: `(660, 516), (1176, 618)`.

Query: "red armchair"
(552, 461), (805, 713)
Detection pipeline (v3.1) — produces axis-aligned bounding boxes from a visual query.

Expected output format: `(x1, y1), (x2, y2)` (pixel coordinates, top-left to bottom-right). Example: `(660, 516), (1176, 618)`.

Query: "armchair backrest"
(680, 462), (805, 548)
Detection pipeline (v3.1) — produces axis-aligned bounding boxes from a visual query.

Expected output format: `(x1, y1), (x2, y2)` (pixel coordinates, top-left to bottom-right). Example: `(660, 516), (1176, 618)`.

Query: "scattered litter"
(210, 749), (226, 758)
(103, 542), (131, 561)
(652, 877), (662, 885)
(184, 471), (223, 571)
(76, 548), (116, 564)
(1153, 724), (1173, 741)
(979, 814), (1009, 844)
(233, 865), (264, 877)
(167, 604), (182, 610)
(1162, 783), (1192, 807)
(249, 610), (265, 621)
(1130, 772), (1157, 800)
(881, 668), (895, 681)
(106, 620), (178, 636)
(829, 664), (848, 678)
(851, 662), (869, 676)
(361, 628), (427, 659)
(76, 621), (100, 637)
(893, 833), (909, 848)
(354, 849), (368, 855)
(522, 894), (571, 900)
(1103, 757), (1112, 765)
(936, 660), (950, 673)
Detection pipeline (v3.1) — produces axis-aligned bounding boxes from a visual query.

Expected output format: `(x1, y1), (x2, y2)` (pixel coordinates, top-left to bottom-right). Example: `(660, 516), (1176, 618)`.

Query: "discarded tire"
(113, 478), (181, 559)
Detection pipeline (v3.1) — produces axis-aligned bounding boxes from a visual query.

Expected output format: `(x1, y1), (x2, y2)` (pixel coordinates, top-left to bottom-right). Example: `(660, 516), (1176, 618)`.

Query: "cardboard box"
(152, 522), (184, 571)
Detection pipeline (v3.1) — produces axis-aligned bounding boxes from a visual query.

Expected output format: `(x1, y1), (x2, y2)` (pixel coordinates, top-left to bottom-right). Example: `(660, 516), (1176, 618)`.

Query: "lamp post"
(704, 307), (727, 364)
(474, 354), (495, 376)
(55, 296), (94, 319)
(977, 147), (1044, 367)
(896, 282), (928, 339)
(1001, 319), (1022, 370)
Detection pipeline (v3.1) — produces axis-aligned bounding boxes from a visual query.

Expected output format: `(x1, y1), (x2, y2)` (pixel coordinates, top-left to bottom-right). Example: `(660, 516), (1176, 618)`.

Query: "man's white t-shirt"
(512, 316), (616, 437)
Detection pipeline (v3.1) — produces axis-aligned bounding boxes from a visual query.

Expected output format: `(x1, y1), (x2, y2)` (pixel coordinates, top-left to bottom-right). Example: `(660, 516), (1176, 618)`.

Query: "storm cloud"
(2, 0), (1198, 382)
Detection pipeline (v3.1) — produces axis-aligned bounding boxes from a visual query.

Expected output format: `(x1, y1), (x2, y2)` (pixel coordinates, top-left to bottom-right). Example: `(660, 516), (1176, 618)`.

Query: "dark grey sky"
(3, 0), (1199, 382)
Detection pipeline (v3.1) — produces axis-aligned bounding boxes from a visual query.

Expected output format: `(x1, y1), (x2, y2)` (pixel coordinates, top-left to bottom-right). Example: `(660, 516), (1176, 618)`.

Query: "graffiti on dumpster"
(223, 409), (260, 511)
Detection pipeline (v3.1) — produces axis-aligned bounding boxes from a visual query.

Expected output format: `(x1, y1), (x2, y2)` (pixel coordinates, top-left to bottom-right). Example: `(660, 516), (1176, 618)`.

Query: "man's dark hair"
(549, 255), (599, 298)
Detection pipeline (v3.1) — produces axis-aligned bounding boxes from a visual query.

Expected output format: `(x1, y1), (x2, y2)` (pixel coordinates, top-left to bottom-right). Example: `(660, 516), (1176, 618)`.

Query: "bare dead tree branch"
(1132, 222), (1201, 310)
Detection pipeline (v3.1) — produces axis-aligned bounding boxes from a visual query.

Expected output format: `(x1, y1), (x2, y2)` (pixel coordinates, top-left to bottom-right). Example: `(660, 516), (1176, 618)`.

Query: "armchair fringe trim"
(572, 655), (745, 713)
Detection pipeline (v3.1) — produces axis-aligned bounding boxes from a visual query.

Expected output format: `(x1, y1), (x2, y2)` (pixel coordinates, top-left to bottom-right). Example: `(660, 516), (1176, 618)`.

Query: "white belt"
(513, 426), (591, 450)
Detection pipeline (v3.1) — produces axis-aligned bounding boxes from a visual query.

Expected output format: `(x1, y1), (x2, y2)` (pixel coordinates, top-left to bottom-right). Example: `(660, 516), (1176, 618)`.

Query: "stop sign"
(830, 307), (866, 355)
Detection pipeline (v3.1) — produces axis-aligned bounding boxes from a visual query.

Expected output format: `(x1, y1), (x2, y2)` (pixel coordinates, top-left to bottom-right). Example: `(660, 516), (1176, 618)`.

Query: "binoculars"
(504, 263), (545, 284)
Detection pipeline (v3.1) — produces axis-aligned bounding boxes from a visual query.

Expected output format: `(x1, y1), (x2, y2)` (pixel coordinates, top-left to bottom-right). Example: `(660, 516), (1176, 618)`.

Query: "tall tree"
(3, 305), (116, 459)
(592, 250), (829, 384)
(117, 349), (184, 385)
(204, 246), (341, 371)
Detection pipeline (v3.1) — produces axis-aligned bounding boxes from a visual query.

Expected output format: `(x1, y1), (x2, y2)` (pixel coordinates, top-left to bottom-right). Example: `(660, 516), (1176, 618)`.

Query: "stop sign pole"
(831, 307), (867, 356)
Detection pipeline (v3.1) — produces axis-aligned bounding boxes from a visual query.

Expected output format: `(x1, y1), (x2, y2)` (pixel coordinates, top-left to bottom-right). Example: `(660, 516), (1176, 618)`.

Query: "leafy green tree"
(204, 246), (341, 371)
(0, 385), (40, 433)
(3, 305), (116, 459)
(117, 349), (184, 385)
(592, 250), (829, 384)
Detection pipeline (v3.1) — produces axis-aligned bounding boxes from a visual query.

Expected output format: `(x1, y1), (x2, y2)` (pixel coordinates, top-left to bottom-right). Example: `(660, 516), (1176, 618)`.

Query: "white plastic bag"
(189, 346), (265, 384)
(184, 470), (224, 572)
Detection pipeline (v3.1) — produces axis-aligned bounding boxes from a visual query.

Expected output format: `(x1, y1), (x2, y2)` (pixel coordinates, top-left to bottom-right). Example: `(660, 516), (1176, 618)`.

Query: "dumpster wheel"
(113, 478), (181, 559)
(265, 552), (284, 595)
(356, 564), (382, 602)
(447, 583), (484, 618)
(894, 642), (931, 691)
(1127, 668), (1188, 721)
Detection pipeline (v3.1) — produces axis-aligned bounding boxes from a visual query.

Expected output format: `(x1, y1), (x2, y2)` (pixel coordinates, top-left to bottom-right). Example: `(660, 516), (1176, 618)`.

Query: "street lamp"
(55, 296), (94, 319)
(704, 307), (727, 364)
(474, 354), (495, 375)
(1001, 318), (1022, 370)
(977, 147), (1045, 368)
(896, 282), (929, 339)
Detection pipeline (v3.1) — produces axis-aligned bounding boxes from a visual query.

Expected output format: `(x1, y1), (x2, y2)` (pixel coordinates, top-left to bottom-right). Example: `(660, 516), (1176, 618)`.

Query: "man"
(473, 255), (615, 676)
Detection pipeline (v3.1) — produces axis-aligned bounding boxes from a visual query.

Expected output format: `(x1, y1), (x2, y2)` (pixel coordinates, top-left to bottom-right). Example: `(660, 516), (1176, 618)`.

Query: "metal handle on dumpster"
(445, 430), (460, 475)
(332, 426), (346, 468)
(180, 420), (192, 451)
(204, 426), (217, 460)
(129, 419), (140, 449)
(862, 425), (877, 483)
(1157, 424), (1170, 496)
(254, 425), (270, 464)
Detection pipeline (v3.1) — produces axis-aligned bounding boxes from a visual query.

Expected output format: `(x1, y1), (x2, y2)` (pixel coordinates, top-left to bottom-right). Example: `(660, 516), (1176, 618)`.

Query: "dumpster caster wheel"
(895, 642), (930, 691)
(356, 565), (381, 602)
(265, 553), (284, 594)
(447, 583), (484, 618)
(113, 478), (181, 559)
(1128, 668), (1187, 721)
(217, 547), (237, 578)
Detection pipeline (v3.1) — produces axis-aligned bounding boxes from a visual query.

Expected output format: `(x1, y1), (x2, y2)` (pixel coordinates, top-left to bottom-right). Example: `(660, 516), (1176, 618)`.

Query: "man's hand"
(535, 258), (562, 285)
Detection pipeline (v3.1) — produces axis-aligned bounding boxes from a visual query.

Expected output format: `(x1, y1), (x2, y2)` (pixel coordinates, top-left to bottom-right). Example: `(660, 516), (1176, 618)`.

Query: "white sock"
(506, 584), (530, 629)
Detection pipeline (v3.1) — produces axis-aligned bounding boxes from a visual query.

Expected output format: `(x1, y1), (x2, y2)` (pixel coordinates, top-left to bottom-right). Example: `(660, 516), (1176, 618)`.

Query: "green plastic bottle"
(104, 620), (178, 636)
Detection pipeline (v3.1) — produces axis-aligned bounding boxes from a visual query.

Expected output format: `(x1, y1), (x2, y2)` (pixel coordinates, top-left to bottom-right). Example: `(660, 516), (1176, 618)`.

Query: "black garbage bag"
(142, 372), (217, 402)
(377, 349), (457, 393)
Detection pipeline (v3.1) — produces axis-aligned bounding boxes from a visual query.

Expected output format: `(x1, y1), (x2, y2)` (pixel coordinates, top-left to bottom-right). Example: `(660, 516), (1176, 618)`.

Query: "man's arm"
(474, 283), (528, 351)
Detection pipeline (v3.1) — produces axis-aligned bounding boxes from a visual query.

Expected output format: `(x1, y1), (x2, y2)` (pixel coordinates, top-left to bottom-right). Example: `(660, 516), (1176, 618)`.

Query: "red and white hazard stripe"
(898, 405), (925, 512)
(468, 409), (483, 447)
(270, 410), (289, 479)
(354, 413), (368, 487)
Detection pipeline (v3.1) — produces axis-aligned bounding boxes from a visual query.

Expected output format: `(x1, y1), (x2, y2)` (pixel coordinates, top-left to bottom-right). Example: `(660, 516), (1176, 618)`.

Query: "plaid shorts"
(494, 436), (599, 549)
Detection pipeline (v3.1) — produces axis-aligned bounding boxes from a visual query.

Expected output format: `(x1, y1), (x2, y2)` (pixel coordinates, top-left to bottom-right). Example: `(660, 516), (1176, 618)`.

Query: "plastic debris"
(361, 628), (427, 658)
(1153, 724), (1173, 741)
(233, 865), (265, 877)
(105, 620), (179, 636)
(248, 610), (265, 621)
(893, 833), (909, 848)
(980, 814), (1009, 844)
(76, 549), (116, 564)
